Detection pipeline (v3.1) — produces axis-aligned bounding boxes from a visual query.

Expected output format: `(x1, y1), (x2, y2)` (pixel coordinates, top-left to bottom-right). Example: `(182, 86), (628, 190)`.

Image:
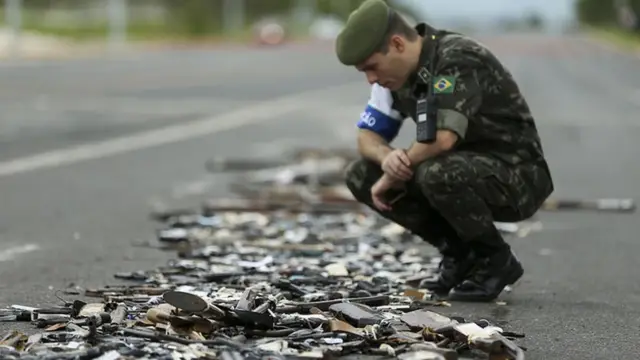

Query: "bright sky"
(397, 0), (576, 22)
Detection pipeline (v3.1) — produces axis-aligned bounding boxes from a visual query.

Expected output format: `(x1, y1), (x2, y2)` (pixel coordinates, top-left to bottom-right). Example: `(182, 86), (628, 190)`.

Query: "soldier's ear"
(389, 35), (405, 53)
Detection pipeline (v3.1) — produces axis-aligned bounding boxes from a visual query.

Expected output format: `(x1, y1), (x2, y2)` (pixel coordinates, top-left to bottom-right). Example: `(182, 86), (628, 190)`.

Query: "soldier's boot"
(419, 251), (476, 296)
(448, 245), (523, 302)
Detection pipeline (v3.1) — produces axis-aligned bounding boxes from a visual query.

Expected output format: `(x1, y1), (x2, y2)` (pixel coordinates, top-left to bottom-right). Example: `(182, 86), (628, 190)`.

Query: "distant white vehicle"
(252, 17), (287, 46)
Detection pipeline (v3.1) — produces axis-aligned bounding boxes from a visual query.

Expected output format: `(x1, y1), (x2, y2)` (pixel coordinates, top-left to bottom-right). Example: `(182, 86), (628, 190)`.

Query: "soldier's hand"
(371, 174), (405, 211)
(381, 149), (413, 181)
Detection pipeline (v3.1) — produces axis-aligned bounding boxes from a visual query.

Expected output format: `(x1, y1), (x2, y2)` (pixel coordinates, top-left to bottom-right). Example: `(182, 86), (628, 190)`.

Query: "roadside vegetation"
(575, 0), (640, 49)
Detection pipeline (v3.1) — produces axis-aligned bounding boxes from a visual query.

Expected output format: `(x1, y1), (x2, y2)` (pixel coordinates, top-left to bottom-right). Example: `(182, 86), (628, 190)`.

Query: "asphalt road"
(0, 33), (639, 360)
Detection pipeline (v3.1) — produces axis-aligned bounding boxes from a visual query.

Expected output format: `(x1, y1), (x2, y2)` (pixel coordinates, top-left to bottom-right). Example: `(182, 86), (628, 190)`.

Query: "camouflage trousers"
(344, 151), (553, 256)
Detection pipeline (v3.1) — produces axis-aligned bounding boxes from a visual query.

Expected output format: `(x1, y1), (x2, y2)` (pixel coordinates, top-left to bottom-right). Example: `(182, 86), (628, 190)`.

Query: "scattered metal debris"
(203, 148), (636, 214)
(0, 208), (527, 359)
(0, 148), (551, 359)
(540, 197), (636, 213)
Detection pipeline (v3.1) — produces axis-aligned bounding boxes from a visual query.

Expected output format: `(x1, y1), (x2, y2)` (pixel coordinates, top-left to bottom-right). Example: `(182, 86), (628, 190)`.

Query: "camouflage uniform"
(335, 0), (554, 301)
(345, 23), (554, 254)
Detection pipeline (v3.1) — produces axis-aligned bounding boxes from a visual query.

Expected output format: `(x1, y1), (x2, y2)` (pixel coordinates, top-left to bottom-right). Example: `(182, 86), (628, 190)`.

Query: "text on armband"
(359, 111), (377, 127)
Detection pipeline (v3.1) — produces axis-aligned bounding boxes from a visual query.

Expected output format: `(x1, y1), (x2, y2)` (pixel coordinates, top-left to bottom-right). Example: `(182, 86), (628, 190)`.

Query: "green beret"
(335, 0), (391, 66)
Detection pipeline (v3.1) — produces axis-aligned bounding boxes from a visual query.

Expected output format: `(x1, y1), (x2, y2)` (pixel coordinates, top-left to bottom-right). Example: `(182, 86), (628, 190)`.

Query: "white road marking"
(0, 244), (41, 262)
(0, 82), (361, 178)
(28, 97), (247, 117)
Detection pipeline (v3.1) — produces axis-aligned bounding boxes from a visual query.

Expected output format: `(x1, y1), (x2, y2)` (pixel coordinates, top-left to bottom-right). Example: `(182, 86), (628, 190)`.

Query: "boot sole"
(448, 264), (524, 302)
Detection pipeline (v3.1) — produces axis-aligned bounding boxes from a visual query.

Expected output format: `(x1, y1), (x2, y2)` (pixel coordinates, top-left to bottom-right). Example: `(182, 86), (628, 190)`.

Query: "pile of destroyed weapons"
(1, 148), (635, 360)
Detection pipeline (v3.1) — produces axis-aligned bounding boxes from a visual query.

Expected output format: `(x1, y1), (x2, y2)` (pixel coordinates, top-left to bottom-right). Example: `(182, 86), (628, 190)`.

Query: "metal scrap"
(0, 148), (531, 359)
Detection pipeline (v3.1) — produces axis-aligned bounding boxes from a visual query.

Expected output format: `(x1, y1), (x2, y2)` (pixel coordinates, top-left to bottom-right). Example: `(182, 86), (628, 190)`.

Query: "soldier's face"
(357, 37), (410, 91)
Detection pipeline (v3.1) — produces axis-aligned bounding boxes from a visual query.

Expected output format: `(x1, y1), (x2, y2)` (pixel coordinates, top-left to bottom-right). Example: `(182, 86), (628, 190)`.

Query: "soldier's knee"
(344, 159), (362, 185)
(344, 159), (368, 198)
(415, 154), (473, 195)
(343, 158), (380, 202)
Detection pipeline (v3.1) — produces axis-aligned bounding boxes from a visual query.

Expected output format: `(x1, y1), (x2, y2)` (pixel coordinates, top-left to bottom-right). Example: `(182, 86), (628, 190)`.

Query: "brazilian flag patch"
(433, 76), (456, 94)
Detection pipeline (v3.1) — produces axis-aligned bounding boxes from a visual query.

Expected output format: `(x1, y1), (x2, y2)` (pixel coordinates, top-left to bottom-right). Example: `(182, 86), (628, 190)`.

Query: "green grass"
(0, 5), (323, 54)
(18, 23), (243, 42)
(0, 20), (312, 46)
(586, 26), (640, 50)
(0, 6), (312, 44)
(0, 10), (256, 43)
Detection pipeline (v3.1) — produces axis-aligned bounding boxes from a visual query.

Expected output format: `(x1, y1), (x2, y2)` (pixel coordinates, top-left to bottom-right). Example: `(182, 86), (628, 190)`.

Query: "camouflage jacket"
(357, 23), (548, 166)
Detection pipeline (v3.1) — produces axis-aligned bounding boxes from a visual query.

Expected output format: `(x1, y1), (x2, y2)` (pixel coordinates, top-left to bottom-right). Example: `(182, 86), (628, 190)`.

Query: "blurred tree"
(170, 0), (223, 36)
(523, 11), (545, 29)
(309, 0), (417, 21)
(244, 0), (293, 22)
(575, 0), (616, 25)
(316, 0), (360, 19)
(17, 0), (427, 38)
(574, 0), (640, 36)
(497, 17), (524, 31)
(626, 0), (640, 30)
(163, 0), (421, 35)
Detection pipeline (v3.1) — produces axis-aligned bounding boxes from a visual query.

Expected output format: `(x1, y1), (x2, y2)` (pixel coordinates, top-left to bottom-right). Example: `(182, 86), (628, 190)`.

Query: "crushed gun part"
(24, 341), (129, 360)
(85, 312), (111, 328)
(162, 291), (208, 312)
(401, 309), (458, 331)
(502, 331), (526, 338)
(104, 295), (153, 303)
(245, 328), (297, 338)
(157, 228), (190, 242)
(275, 279), (309, 297)
(452, 323), (525, 360)
(205, 157), (290, 172)
(162, 291), (226, 319)
(70, 300), (86, 317)
(10, 305), (38, 312)
(201, 197), (363, 215)
(235, 287), (258, 311)
(113, 271), (148, 281)
(405, 343), (459, 360)
(242, 157), (347, 184)
(149, 208), (198, 222)
(252, 301), (272, 314)
(76, 303), (105, 318)
(109, 303), (127, 324)
(468, 331), (525, 360)
(33, 307), (73, 315)
(201, 198), (280, 213)
(276, 295), (391, 314)
(220, 350), (245, 360)
(253, 293), (284, 314)
(34, 317), (70, 328)
(541, 198), (636, 212)
(86, 286), (169, 296)
(288, 147), (359, 160)
(230, 309), (275, 329)
(0, 310), (30, 322)
(328, 302), (384, 327)
(436, 339), (451, 348)
(122, 328), (244, 348)
(0, 330), (28, 348)
(146, 307), (214, 333)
